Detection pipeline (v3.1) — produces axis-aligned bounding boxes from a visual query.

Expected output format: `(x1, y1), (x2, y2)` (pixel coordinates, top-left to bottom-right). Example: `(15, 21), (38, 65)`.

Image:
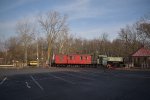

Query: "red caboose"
(52, 54), (92, 67)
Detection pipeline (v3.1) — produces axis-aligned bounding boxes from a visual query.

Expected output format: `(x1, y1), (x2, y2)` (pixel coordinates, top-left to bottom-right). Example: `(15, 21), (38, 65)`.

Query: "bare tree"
(0, 35), (9, 64)
(136, 17), (150, 47)
(119, 20), (149, 56)
(38, 11), (68, 66)
(5, 36), (24, 63)
(55, 26), (70, 54)
(118, 14), (150, 56)
(16, 18), (35, 66)
(0, 34), (5, 52)
(111, 39), (125, 56)
(98, 33), (110, 55)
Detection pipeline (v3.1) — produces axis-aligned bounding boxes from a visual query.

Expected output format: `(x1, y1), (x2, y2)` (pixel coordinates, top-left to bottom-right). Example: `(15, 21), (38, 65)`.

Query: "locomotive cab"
(97, 55), (108, 66)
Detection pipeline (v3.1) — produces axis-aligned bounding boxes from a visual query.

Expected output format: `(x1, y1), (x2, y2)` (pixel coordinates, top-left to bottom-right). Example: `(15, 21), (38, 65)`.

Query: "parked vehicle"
(28, 61), (38, 66)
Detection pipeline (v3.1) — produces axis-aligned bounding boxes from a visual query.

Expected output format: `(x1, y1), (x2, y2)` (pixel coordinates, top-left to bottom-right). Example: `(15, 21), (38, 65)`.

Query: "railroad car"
(52, 54), (124, 68)
(52, 54), (96, 67)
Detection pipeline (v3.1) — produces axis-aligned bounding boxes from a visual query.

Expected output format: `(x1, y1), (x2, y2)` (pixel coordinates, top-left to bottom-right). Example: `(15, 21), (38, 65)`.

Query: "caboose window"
(85, 56), (88, 60)
(70, 56), (73, 60)
(60, 56), (63, 62)
(80, 56), (83, 60)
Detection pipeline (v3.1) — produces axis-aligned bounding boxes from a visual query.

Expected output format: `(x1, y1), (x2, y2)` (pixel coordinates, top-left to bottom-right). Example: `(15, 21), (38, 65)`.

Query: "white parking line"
(82, 70), (104, 74)
(48, 74), (76, 84)
(25, 82), (31, 88)
(0, 77), (7, 85)
(79, 71), (101, 77)
(30, 75), (44, 91)
(85, 71), (109, 76)
(60, 72), (95, 81)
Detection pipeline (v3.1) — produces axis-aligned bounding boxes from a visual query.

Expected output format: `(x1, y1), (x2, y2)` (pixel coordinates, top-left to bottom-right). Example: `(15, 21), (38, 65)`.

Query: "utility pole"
(37, 37), (39, 67)
(41, 42), (44, 67)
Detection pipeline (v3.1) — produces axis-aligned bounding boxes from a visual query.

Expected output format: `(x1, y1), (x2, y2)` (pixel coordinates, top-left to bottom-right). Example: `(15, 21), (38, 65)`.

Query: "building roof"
(132, 47), (150, 57)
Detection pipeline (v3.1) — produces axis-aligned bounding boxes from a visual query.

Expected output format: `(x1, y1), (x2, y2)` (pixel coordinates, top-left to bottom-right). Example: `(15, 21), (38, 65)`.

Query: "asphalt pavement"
(0, 67), (150, 100)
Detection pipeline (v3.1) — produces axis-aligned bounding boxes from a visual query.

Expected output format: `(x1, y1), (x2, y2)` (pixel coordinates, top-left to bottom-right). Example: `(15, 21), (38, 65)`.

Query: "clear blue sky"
(0, 0), (150, 40)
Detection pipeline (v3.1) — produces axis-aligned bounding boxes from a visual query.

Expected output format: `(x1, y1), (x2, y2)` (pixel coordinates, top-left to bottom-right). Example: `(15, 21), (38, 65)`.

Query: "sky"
(0, 0), (150, 40)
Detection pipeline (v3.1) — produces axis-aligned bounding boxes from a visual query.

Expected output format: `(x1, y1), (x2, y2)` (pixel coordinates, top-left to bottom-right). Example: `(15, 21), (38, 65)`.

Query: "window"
(85, 56), (88, 60)
(70, 56), (73, 60)
(80, 56), (83, 60)
(59, 56), (63, 62)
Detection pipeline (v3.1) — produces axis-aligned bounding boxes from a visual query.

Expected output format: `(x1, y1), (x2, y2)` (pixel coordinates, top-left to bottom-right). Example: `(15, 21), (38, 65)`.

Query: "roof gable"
(132, 47), (150, 57)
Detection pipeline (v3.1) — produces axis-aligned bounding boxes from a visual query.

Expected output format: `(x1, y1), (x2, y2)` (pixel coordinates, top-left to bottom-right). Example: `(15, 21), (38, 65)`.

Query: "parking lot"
(0, 67), (150, 100)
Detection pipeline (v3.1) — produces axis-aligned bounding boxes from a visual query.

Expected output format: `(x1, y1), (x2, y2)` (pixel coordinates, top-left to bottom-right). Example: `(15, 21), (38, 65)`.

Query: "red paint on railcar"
(55, 54), (68, 64)
(67, 54), (92, 64)
(54, 54), (92, 65)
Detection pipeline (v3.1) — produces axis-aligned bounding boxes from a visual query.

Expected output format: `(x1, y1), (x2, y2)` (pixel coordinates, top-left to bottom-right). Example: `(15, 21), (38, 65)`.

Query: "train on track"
(52, 54), (125, 68)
